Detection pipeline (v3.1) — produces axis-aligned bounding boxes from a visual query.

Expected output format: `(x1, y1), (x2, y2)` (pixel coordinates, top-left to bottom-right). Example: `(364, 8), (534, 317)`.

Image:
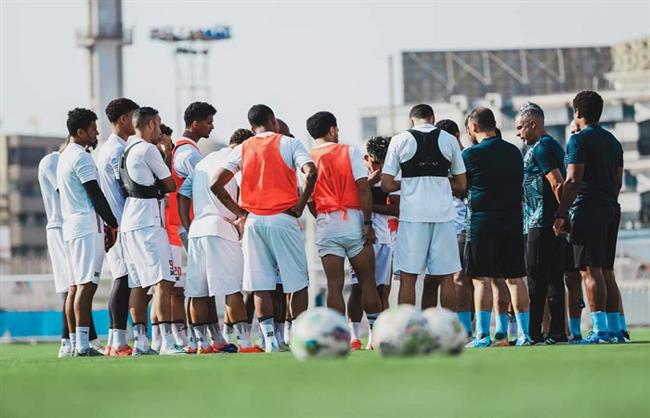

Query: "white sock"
(90, 338), (101, 348)
(106, 329), (114, 349)
(258, 327), (266, 349)
(133, 323), (150, 352)
(275, 323), (285, 345)
(61, 338), (71, 350)
(223, 324), (235, 344)
(259, 317), (279, 352)
(69, 333), (76, 352)
(161, 323), (175, 350)
(112, 329), (127, 349)
(244, 323), (252, 339)
(187, 324), (198, 349)
(350, 322), (361, 341)
(233, 322), (251, 348)
(76, 326), (90, 352)
(284, 320), (292, 343)
(172, 322), (188, 346)
(151, 324), (162, 351)
(193, 324), (209, 349)
(207, 323), (227, 346)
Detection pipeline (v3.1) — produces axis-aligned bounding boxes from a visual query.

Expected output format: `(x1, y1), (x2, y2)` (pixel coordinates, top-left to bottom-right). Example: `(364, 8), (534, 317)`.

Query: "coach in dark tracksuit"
(516, 103), (567, 344)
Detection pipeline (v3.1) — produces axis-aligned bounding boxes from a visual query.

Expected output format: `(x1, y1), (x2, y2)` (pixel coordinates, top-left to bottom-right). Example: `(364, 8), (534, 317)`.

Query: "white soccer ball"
(290, 307), (351, 361)
(423, 308), (465, 355)
(373, 305), (435, 357)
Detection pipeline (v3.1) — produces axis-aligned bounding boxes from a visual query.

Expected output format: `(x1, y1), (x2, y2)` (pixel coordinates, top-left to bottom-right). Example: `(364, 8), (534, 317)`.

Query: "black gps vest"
(371, 186), (389, 205)
(119, 141), (165, 199)
(399, 128), (451, 178)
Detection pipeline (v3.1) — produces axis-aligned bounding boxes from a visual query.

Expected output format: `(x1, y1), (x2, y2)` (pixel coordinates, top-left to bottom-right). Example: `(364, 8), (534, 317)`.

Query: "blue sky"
(1, 0), (649, 143)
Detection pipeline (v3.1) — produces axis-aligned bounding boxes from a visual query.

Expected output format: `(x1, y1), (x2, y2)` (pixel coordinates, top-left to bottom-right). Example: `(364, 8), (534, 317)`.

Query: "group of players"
(38, 89), (629, 357)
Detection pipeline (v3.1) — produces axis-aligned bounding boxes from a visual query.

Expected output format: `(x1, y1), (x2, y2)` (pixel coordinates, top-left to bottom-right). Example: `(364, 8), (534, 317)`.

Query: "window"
(8, 147), (47, 166)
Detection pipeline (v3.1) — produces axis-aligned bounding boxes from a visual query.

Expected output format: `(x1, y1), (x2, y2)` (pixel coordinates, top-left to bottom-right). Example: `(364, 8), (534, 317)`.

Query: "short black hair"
(573, 90), (603, 123)
(495, 127), (502, 139)
(183, 102), (217, 127)
(67, 108), (97, 136)
(306, 111), (337, 139)
(230, 128), (254, 146)
(105, 98), (139, 123)
(467, 107), (497, 132)
(277, 119), (293, 137)
(247, 104), (275, 128)
(366, 136), (391, 162)
(160, 124), (173, 137)
(132, 107), (159, 130)
(435, 119), (460, 137)
(409, 104), (434, 120)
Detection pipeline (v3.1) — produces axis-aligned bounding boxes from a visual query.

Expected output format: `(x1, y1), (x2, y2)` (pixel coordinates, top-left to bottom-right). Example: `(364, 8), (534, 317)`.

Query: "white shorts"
(46, 228), (73, 293)
(185, 235), (243, 298)
(122, 226), (175, 289)
(105, 233), (129, 279)
(316, 231), (364, 259)
(242, 213), (309, 293)
(65, 232), (104, 286)
(351, 243), (392, 287)
(170, 244), (185, 288)
(394, 220), (461, 276)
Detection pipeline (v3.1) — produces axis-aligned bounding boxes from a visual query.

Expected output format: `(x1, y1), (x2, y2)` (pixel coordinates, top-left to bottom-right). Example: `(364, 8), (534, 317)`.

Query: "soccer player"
(347, 135), (398, 350)
(463, 107), (531, 348)
(39, 143), (76, 357)
(119, 107), (181, 355)
(305, 111), (382, 348)
(165, 102), (217, 352)
(57, 108), (118, 356)
(434, 119), (473, 338)
(96, 97), (139, 356)
(381, 104), (466, 306)
(212, 104), (317, 352)
(553, 91), (626, 344)
(179, 128), (258, 353)
(515, 103), (567, 344)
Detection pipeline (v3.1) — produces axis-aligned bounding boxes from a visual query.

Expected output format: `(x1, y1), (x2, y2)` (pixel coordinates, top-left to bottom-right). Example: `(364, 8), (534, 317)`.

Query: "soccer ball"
(290, 307), (351, 361)
(373, 305), (435, 357)
(423, 308), (465, 355)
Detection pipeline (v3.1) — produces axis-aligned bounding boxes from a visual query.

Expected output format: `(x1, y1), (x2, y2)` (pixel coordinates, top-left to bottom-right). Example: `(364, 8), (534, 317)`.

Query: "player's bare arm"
(286, 162), (317, 218)
(356, 177), (376, 246)
(545, 168), (565, 205)
(450, 173), (467, 198)
(381, 173), (400, 193)
(553, 163), (584, 236)
(177, 194), (192, 232)
(211, 167), (247, 218)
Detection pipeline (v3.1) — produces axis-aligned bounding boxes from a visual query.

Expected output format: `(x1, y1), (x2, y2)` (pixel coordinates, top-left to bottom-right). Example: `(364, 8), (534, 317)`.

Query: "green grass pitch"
(1, 331), (649, 418)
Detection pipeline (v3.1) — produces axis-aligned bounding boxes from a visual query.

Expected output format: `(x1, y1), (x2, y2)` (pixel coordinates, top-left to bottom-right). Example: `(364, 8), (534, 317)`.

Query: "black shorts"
(464, 217), (526, 278)
(570, 204), (620, 270)
(527, 227), (565, 279)
(563, 238), (580, 273)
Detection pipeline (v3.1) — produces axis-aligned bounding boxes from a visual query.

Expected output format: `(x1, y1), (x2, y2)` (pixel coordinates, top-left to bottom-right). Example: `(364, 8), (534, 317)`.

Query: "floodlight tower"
(151, 26), (231, 130)
(77, 0), (132, 145)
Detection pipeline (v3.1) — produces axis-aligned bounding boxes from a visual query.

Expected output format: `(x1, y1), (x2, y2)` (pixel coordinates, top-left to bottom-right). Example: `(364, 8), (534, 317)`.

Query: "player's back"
(96, 134), (127, 221)
(38, 152), (63, 229)
(567, 125), (623, 207)
(463, 137), (523, 217)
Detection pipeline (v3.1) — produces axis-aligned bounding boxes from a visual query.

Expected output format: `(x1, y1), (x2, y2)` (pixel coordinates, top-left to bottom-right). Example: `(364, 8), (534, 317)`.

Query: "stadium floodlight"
(150, 25), (231, 129)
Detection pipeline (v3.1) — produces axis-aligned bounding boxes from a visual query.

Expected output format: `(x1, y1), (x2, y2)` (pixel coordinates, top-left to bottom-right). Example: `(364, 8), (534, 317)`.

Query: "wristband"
(363, 220), (372, 226)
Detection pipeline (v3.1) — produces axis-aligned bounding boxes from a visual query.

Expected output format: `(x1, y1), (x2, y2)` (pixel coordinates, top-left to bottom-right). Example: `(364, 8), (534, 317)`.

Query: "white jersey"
(383, 124), (465, 223)
(120, 138), (171, 232)
(56, 143), (101, 240)
(96, 133), (128, 224)
(173, 137), (202, 179)
(38, 152), (63, 229)
(313, 143), (368, 238)
(179, 148), (239, 241)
